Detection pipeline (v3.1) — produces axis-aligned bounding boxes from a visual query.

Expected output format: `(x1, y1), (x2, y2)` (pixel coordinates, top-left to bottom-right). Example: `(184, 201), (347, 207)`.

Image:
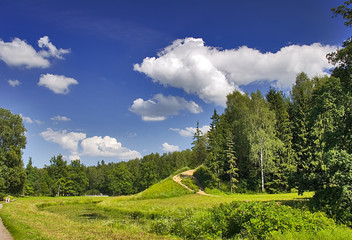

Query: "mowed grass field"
(0, 191), (317, 240)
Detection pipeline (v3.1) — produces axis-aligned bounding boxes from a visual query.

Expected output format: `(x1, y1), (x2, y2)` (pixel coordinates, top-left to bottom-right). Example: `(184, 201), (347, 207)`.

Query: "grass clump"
(181, 177), (199, 192)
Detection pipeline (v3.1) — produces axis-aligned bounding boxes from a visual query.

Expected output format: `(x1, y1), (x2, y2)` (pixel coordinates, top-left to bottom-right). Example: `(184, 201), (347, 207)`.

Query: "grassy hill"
(134, 167), (193, 200)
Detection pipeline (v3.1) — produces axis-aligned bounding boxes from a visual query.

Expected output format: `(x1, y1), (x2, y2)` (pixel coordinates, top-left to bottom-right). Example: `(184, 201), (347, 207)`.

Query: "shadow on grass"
(280, 198), (311, 210)
(80, 212), (107, 220)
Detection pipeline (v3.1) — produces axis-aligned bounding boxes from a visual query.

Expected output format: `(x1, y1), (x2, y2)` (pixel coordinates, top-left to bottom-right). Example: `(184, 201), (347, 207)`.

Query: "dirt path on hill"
(173, 169), (219, 197)
(0, 204), (14, 240)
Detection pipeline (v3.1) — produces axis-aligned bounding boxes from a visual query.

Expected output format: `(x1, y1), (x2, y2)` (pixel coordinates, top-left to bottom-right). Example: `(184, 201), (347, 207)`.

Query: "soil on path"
(0, 204), (14, 240)
(173, 169), (219, 197)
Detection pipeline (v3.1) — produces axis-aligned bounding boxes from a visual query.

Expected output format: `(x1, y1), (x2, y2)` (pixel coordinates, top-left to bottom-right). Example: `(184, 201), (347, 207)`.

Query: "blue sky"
(0, 0), (349, 167)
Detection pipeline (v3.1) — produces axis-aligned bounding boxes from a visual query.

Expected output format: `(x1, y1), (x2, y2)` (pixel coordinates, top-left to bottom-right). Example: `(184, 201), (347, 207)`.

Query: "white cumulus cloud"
(170, 125), (210, 137)
(8, 79), (21, 87)
(51, 115), (71, 121)
(40, 128), (86, 157)
(38, 74), (78, 94)
(134, 37), (335, 106)
(40, 128), (141, 161)
(162, 142), (180, 152)
(81, 136), (142, 159)
(0, 36), (70, 68)
(129, 93), (202, 121)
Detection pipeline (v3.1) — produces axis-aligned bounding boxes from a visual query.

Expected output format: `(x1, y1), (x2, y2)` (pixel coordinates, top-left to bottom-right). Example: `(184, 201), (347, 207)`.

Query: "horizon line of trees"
(24, 150), (193, 197)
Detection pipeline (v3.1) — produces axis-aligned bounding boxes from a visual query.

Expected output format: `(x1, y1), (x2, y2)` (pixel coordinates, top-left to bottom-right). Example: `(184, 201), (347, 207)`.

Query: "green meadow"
(1, 177), (351, 240)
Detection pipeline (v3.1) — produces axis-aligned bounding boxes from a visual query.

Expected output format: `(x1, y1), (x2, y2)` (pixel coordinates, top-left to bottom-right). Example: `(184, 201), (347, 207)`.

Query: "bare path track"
(173, 169), (219, 197)
(0, 204), (14, 240)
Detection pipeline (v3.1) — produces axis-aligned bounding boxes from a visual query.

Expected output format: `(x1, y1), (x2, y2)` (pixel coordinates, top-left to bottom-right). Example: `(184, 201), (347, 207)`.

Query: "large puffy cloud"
(0, 36), (70, 68)
(40, 128), (141, 160)
(38, 74), (78, 94)
(170, 125), (210, 137)
(41, 128), (86, 152)
(162, 142), (180, 152)
(134, 38), (335, 106)
(81, 136), (142, 159)
(129, 93), (202, 121)
(40, 128), (86, 158)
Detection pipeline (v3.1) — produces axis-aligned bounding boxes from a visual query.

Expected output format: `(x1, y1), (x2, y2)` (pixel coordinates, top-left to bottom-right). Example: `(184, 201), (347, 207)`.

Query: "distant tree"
(108, 162), (134, 195)
(191, 121), (207, 168)
(266, 89), (296, 192)
(225, 91), (253, 189)
(0, 108), (27, 196)
(290, 73), (314, 194)
(226, 131), (238, 193)
(45, 155), (68, 196)
(247, 91), (278, 192)
(24, 157), (39, 195)
(206, 110), (227, 188)
(68, 160), (89, 195)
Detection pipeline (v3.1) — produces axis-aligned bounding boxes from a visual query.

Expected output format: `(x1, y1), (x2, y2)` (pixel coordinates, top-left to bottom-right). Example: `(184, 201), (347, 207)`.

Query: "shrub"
(150, 201), (338, 239)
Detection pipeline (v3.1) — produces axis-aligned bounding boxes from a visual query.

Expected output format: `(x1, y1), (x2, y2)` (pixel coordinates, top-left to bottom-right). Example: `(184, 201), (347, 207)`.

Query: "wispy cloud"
(51, 115), (71, 122)
(38, 74), (78, 94)
(8, 79), (21, 87)
(129, 93), (202, 121)
(0, 36), (70, 68)
(20, 114), (43, 125)
(170, 125), (210, 137)
(134, 37), (335, 106)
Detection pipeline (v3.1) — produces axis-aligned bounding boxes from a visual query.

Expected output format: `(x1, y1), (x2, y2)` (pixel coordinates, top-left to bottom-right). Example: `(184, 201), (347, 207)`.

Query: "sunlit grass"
(0, 186), (321, 240)
(0, 197), (173, 240)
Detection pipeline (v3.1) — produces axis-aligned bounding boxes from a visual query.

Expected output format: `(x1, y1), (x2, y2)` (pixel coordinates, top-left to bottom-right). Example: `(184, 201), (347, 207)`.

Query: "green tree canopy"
(0, 108), (27, 196)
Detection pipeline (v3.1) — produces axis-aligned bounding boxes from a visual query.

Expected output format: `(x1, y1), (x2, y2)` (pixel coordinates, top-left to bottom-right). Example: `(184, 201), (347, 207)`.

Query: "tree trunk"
(260, 148), (264, 192)
(230, 173), (233, 193)
(217, 168), (221, 189)
(57, 183), (61, 197)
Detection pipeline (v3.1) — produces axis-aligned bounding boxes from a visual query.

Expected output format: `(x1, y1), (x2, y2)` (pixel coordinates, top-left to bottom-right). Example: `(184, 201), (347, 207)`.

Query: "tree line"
(24, 150), (192, 197)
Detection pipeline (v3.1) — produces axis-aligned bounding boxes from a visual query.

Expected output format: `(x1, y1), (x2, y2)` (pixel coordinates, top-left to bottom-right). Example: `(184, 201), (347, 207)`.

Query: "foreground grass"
(1, 192), (350, 240)
(0, 196), (173, 240)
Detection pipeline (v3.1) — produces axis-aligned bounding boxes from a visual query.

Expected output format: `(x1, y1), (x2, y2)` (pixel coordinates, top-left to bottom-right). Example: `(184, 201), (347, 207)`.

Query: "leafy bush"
(150, 201), (339, 239)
